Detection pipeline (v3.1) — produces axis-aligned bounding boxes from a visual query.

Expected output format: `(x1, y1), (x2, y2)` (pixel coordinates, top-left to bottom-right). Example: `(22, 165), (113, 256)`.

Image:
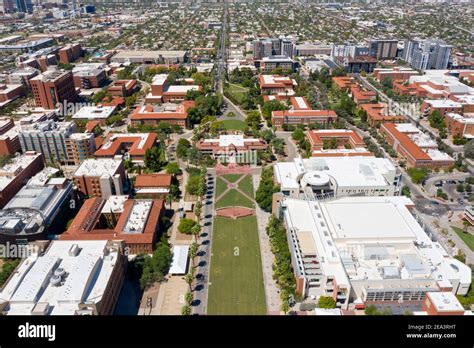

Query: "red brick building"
(444, 113), (474, 139)
(271, 109), (337, 127)
(360, 103), (406, 127)
(30, 70), (76, 109)
(130, 100), (195, 128)
(380, 122), (454, 169)
(421, 292), (465, 316)
(73, 158), (126, 198)
(306, 129), (372, 157)
(332, 76), (354, 91)
(61, 197), (165, 254)
(145, 74), (201, 103)
(108, 80), (138, 97)
(350, 85), (377, 105)
(0, 151), (44, 208)
(94, 133), (157, 163)
(0, 118), (20, 156)
(58, 43), (83, 64)
(134, 174), (172, 199)
(0, 84), (24, 104)
(258, 75), (297, 96)
(373, 67), (419, 82)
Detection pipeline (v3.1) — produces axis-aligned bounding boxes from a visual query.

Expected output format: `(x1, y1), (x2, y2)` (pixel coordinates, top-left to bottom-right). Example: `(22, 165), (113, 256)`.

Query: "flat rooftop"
(72, 106), (116, 120)
(0, 240), (120, 315)
(74, 158), (122, 177)
(122, 200), (152, 234)
(0, 153), (42, 191)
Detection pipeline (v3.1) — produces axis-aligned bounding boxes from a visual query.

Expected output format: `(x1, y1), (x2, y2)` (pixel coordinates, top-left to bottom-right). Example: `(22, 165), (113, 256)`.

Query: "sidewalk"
(252, 172), (282, 314)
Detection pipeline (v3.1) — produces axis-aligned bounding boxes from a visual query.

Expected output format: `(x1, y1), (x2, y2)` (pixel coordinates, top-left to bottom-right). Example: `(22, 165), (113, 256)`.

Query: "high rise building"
(18, 120), (95, 165)
(14, 0), (25, 12)
(30, 70), (76, 109)
(368, 39), (398, 60)
(1, 0), (14, 13)
(403, 38), (452, 70)
(253, 37), (294, 59)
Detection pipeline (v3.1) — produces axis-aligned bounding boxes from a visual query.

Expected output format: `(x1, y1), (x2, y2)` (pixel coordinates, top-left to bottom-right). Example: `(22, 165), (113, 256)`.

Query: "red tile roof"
(135, 174), (172, 188)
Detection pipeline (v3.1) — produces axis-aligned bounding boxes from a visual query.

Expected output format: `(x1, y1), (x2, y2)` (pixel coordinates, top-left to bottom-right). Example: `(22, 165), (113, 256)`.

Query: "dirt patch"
(215, 206), (255, 219)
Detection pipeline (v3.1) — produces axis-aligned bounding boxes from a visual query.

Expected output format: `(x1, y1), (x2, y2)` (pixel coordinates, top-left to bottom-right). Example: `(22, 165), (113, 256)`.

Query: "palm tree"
(194, 201), (202, 222)
(165, 194), (173, 210)
(280, 301), (290, 315)
(189, 242), (198, 268)
(185, 292), (193, 306)
(181, 305), (191, 315)
(184, 272), (194, 292)
(191, 224), (201, 243)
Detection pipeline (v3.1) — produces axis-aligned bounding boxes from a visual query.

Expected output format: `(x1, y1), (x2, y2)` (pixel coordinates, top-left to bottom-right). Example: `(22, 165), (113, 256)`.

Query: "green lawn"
(451, 226), (474, 251)
(215, 177), (228, 198)
(222, 174), (243, 183)
(227, 83), (249, 104)
(207, 215), (266, 315)
(215, 189), (253, 209)
(221, 119), (246, 131)
(238, 175), (254, 198)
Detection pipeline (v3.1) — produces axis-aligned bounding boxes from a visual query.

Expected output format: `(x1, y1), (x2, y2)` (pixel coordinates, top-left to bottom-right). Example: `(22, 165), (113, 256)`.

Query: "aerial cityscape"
(0, 0), (473, 324)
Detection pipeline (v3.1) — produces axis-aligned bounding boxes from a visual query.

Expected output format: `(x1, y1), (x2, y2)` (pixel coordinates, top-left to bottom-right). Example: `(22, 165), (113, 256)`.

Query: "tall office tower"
(14, 0), (26, 12)
(253, 40), (263, 60)
(429, 41), (452, 69)
(403, 38), (452, 70)
(253, 37), (294, 59)
(280, 38), (294, 58)
(1, 0), (14, 13)
(262, 40), (273, 58)
(30, 70), (76, 109)
(369, 39), (398, 59)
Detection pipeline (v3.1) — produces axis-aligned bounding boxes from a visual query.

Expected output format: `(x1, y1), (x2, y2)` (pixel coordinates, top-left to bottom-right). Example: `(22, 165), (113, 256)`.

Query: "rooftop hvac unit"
(68, 243), (80, 256)
(49, 274), (62, 286)
(54, 267), (65, 277)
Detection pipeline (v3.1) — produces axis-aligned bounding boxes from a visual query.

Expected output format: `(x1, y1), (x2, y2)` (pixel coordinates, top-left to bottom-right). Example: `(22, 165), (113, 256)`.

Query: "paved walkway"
(252, 172), (282, 314)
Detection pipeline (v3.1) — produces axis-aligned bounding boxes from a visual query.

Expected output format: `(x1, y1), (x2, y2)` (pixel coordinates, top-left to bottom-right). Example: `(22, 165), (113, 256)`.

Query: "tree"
(464, 140), (474, 159)
(280, 301), (290, 315)
(292, 128), (305, 142)
(178, 218), (198, 234)
(194, 201), (202, 222)
(181, 305), (191, 315)
(185, 292), (193, 306)
(139, 236), (172, 289)
(255, 167), (279, 212)
(186, 175), (202, 196)
(407, 168), (429, 184)
(165, 162), (181, 175)
(189, 242), (199, 268)
(191, 224), (201, 242)
(246, 110), (261, 130)
(0, 155), (12, 167)
(318, 296), (336, 309)
(144, 145), (166, 172)
(177, 138), (191, 159)
(184, 272), (194, 292)
(401, 185), (411, 198)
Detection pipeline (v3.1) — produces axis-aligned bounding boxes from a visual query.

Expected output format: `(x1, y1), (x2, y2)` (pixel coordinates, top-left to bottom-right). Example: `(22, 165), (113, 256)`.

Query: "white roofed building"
(278, 196), (472, 312)
(0, 240), (126, 315)
(274, 156), (401, 200)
